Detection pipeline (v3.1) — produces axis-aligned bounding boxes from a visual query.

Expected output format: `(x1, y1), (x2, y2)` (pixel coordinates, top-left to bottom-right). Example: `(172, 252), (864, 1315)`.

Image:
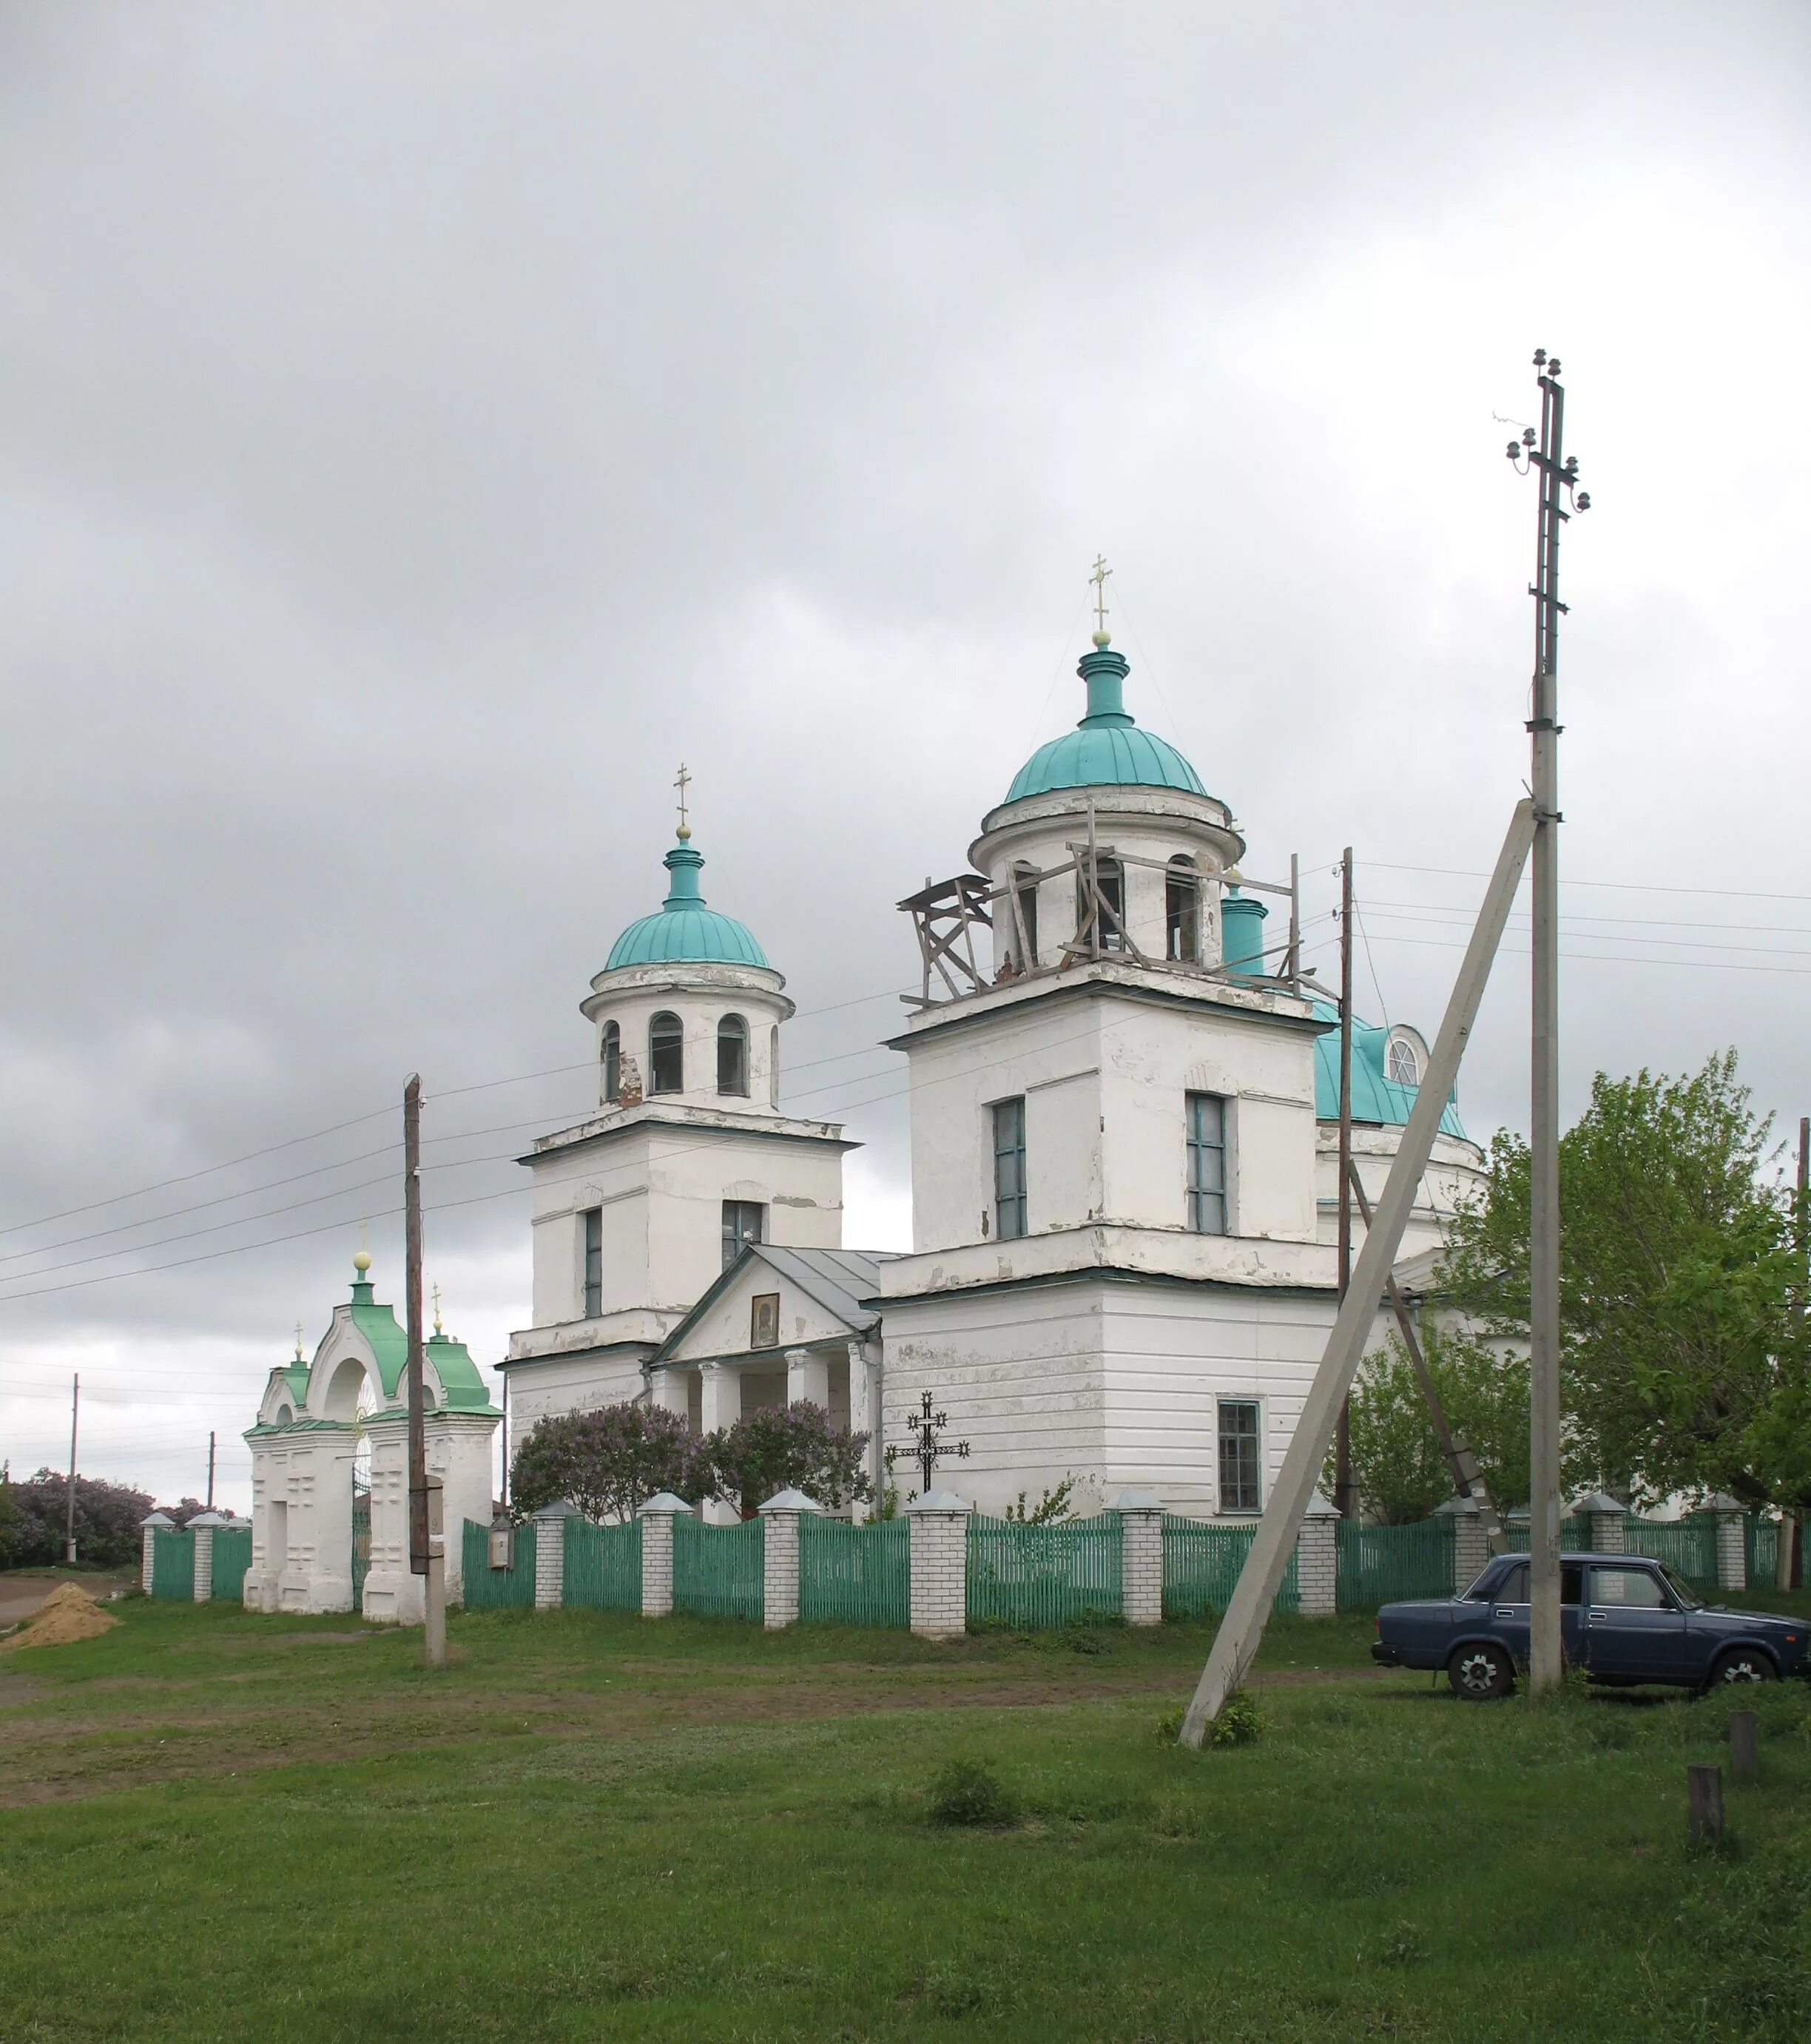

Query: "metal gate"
(351, 1489), (371, 1610)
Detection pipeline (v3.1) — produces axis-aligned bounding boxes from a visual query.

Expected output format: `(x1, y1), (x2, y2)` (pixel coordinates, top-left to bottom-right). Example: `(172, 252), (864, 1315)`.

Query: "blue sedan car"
(1372, 1551), (1809, 1699)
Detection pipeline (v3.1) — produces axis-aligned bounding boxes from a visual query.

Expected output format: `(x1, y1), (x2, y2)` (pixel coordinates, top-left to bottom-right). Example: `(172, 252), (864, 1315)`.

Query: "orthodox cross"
(294, 1320), (304, 1361)
(674, 761), (692, 840)
(431, 1282), (442, 1335)
(1089, 554), (1113, 636)
(886, 1388), (971, 1497)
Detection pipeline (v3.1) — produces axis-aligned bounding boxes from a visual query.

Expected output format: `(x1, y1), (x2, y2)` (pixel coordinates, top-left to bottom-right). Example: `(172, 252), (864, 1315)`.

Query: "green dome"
(605, 836), (771, 971)
(1005, 643), (1208, 805)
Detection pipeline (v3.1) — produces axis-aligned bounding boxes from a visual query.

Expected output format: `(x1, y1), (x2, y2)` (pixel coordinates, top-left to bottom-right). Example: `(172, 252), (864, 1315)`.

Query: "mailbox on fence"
(488, 1511), (515, 1571)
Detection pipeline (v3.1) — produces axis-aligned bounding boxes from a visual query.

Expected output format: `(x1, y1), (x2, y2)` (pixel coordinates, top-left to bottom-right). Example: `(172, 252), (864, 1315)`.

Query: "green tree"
(706, 1403), (871, 1516)
(1338, 1326), (1531, 1522)
(1440, 1050), (1807, 1511)
(510, 1404), (709, 1523)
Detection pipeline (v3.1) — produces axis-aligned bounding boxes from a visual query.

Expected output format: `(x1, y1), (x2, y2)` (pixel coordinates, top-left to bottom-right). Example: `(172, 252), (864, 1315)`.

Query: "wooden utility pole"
(1181, 801), (1537, 1741)
(1509, 350), (1588, 1698)
(1335, 846), (1356, 1519)
(405, 1074), (446, 1667)
(64, 1374), (79, 1565)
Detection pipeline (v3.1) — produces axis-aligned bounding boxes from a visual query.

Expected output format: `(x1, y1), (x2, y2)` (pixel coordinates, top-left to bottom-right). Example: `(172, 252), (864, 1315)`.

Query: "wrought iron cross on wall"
(886, 1389), (971, 1497)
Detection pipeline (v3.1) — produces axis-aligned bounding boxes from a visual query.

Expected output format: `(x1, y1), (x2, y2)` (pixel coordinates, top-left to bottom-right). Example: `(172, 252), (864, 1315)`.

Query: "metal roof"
(605, 834), (770, 972)
(651, 1243), (897, 1363)
(1004, 643), (1208, 805)
(1310, 999), (1468, 1141)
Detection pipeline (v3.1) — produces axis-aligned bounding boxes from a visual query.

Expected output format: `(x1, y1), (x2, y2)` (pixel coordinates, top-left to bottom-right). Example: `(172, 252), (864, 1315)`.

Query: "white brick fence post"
(533, 1501), (574, 1610)
(189, 1511), (225, 1602)
(908, 1491), (969, 1641)
(637, 1492), (689, 1619)
(1437, 1495), (1491, 1588)
(140, 1511), (172, 1592)
(759, 1488), (823, 1630)
(1295, 1488), (1339, 1617)
(1575, 1491), (1625, 1555)
(1107, 1490), (1164, 1627)
(1710, 1494), (1747, 1592)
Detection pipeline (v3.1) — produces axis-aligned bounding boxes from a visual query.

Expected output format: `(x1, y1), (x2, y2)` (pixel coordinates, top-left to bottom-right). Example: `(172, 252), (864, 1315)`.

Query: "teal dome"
(605, 836), (771, 971)
(1005, 643), (1208, 805)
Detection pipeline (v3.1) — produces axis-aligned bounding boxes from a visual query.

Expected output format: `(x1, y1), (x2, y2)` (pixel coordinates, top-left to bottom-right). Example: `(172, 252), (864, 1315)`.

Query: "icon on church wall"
(750, 1292), (780, 1349)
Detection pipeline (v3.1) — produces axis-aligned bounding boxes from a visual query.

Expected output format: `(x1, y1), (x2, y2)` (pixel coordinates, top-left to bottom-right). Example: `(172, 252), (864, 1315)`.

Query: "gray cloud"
(3, 4), (1807, 1505)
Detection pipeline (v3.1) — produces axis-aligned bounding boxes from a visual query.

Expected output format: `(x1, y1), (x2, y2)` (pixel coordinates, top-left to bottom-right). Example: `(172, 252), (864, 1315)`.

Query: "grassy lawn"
(1, 1595), (1807, 2042)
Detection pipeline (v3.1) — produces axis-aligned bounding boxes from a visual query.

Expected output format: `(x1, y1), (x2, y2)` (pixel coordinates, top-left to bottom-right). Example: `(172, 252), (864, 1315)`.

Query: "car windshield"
(1659, 1565), (1704, 1610)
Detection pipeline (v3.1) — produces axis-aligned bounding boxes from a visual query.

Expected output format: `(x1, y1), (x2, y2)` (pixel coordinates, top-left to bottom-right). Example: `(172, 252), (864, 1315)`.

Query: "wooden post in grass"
(1687, 1765), (1724, 1844)
(1729, 1710), (1758, 1785)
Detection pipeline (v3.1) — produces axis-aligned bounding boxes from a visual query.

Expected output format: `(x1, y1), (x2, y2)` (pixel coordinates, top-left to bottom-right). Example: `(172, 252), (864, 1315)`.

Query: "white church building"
(496, 614), (1485, 1522)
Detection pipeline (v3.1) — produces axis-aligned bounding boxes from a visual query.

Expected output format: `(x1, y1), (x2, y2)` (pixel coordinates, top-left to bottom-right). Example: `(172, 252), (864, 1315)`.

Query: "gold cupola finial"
(1089, 555), (1113, 647)
(674, 760), (692, 841)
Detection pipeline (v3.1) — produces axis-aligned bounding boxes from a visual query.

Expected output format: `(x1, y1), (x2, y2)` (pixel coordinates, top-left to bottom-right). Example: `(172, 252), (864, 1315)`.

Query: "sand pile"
(0, 1581), (120, 1652)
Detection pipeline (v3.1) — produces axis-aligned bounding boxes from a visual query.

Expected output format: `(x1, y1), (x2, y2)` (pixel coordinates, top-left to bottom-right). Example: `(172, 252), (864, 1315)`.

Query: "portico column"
(786, 1346), (829, 1409)
(650, 1367), (689, 1417)
(699, 1360), (741, 1433)
(849, 1340), (881, 1522)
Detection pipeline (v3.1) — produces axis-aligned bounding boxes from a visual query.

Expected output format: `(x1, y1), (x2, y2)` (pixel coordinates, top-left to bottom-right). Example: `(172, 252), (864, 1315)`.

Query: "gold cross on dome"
(1089, 556), (1113, 635)
(675, 762), (692, 840)
(431, 1282), (442, 1335)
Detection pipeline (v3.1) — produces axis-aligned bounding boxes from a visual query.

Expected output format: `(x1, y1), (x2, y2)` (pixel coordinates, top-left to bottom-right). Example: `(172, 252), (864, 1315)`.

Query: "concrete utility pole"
(1785, 1116), (1810, 1591)
(405, 1075), (446, 1667)
(1181, 801), (1537, 1741)
(1508, 351), (1590, 1697)
(206, 1431), (216, 1512)
(1334, 846), (1356, 1519)
(64, 1374), (79, 1565)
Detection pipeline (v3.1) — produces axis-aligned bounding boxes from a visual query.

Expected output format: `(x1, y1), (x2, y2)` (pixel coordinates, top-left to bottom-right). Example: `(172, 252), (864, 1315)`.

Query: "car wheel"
(1449, 1643), (1514, 1701)
(1710, 1650), (1776, 1687)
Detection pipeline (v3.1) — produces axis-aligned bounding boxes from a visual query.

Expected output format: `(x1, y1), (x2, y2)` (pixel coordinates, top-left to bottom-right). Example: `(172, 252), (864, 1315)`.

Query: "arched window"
(769, 1025), (780, 1106)
(1166, 857), (1200, 963)
(1012, 863), (1040, 969)
(601, 1020), (621, 1104)
(717, 1013), (749, 1096)
(649, 1011), (684, 1094)
(1387, 1036), (1420, 1088)
(1079, 855), (1126, 952)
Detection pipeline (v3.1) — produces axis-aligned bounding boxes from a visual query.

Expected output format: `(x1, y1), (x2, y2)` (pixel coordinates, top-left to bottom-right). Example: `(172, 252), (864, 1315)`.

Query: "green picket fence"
(1626, 1514), (1718, 1589)
(1504, 1514), (1587, 1554)
(1744, 1517), (1778, 1587)
(150, 1527), (195, 1600)
(564, 1516), (642, 1611)
(1161, 1516), (1300, 1619)
(966, 1514), (1124, 1628)
(1337, 1517), (1456, 1608)
(211, 1526), (252, 1602)
(798, 1514), (909, 1627)
(672, 1514), (764, 1622)
(461, 1519), (537, 1609)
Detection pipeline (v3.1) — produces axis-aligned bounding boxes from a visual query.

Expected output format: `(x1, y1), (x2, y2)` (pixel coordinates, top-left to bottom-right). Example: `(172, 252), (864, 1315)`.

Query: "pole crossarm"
(1178, 798), (1536, 1744)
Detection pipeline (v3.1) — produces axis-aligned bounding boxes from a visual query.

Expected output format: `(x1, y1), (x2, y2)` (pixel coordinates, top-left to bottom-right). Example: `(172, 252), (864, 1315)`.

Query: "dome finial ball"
(352, 1248), (371, 1275)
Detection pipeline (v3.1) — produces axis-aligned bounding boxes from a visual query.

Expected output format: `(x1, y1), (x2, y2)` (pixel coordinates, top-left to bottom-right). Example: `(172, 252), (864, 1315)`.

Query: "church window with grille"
(993, 1096), (1028, 1241)
(1387, 1035), (1420, 1087)
(581, 1207), (603, 1318)
(1218, 1399), (1262, 1512)
(722, 1199), (764, 1269)
(1186, 1092), (1227, 1235)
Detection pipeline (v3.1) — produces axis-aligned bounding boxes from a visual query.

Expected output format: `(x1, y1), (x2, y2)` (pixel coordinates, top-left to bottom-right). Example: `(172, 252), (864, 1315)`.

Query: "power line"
(1366, 858), (1811, 905)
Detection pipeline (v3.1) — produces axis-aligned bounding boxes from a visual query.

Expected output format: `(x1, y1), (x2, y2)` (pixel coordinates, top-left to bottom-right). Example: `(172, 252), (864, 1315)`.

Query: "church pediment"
(655, 1244), (891, 1367)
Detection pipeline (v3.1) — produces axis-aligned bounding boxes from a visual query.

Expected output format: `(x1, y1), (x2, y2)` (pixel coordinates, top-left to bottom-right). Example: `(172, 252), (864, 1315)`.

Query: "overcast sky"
(3, 4), (1807, 1513)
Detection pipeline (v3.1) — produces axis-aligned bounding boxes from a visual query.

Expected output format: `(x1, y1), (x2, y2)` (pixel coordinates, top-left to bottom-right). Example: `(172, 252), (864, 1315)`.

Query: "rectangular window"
(581, 1207), (602, 1318)
(1218, 1399), (1262, 1512)
(721, 1199), (764, 1269)
(1014, 873), (1039, 968)
(992, 1096), (1028, 1241)
(1186, 1093), (1227, 1235)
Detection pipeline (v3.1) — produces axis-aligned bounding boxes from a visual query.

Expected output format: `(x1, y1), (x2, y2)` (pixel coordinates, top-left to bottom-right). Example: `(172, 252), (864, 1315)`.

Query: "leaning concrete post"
(1574, 1491), (1625, 1556)
(140, 1511), (173, 1593)
(907, 1490), (968, 1641)
(1437, 1494), (1490, 1588)
(533, 1500), (575, 1610)
(1710, 1495), (1746, 1591)
(1295, 1488), (1340, 1617)
(1106, 1489), (1164, 1627)
(637, 1492), (689, 1619)
(759, 1488), (823, 1630)
(189, 1511), (225, 1602)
